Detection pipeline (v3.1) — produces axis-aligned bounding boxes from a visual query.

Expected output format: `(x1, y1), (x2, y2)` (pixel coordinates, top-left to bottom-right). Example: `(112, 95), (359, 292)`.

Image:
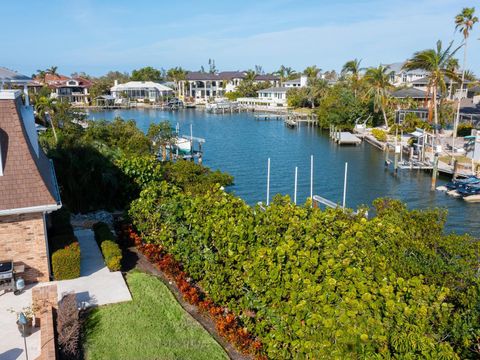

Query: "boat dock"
(329, 125), (362, 145)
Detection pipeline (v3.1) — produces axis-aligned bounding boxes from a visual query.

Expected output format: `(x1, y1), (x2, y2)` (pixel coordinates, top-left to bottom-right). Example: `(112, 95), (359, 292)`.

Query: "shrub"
(457, 123), (473, 137)
(57, 293), (80, 360)
(52, 242), (81, 280)
(101, 240), (122, 271)
(93, 222), (123, 271)
(371, 128), (387, 142)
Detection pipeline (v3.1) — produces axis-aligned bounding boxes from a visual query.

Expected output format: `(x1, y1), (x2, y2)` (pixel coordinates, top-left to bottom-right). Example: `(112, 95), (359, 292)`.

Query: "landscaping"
(83, 271), (228, 360)
(93, 222), (122, 271)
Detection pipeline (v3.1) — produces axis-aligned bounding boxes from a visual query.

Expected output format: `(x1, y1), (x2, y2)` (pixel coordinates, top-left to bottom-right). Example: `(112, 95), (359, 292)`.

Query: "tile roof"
(0, 96), (60, 212)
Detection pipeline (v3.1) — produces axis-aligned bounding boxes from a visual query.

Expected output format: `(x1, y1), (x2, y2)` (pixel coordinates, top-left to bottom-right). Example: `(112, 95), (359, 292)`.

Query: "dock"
(329, 125), (362, 145)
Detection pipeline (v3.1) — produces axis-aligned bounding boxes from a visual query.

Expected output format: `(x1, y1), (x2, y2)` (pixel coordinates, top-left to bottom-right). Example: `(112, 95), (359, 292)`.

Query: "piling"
(431, 153), (439, 191)
(453, 160), (458, 180)
(384, 147), (389, 167)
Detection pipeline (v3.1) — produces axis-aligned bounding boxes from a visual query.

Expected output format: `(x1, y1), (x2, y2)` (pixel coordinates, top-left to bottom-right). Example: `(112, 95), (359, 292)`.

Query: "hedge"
(100, 240), (122, 271)
(52, 242), (81, 280)
(93, 222), (122, 271)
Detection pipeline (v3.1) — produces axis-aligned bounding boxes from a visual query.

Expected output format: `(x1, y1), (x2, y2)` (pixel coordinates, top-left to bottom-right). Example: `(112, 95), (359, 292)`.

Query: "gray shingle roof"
(391, 87), (428, 99)
(0, 67), (31, 83)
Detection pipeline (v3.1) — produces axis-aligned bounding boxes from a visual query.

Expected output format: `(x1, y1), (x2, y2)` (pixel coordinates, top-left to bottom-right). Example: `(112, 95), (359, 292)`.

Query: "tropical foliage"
(129, 176), (480, 359)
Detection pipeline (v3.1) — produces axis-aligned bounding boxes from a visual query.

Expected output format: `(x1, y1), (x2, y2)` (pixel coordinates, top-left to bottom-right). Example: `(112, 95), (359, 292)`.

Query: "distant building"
(110, 80), (173, 103)
(284, 75), (308, 88)
(30, 73), (92, 104)
(238, 87), (289, 108)
(0, 76), (62, 282)
(177, 71), (280, 103)
(386, 62), (428, 87)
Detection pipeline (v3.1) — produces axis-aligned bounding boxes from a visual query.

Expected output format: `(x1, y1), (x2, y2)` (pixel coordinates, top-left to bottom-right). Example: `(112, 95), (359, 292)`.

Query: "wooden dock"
(329, 125), (361, 145)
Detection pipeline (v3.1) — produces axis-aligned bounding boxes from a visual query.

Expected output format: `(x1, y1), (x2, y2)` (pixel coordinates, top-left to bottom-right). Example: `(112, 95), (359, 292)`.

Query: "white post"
(310, 155), (313, 206)
(266, 158), (271, 206)
(342, 162), (348, 209)
(23, 84), (30, 107)
(294, 166), (298, 205)
(190, 123), (193, 141)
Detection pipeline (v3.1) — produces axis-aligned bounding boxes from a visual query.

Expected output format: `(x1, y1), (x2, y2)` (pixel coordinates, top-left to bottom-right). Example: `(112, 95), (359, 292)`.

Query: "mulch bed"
(122, 245), (252, 360)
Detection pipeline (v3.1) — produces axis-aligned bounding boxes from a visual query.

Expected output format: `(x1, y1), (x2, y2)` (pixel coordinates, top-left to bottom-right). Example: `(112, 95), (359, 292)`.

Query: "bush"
(93, 222), (123, 271)
(457, 123), (473, 137)
(101, 240), (122, 271)
(57, 293), (81, 360)
(52, 242), (81, 280)
(371, 128), (387, 142)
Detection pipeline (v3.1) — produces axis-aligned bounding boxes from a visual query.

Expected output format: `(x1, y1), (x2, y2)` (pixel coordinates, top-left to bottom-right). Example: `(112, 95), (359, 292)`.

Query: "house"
(34, 73), (92, 104)
(387, 62), (429, 87)
(237, 87), (289, 108)
(284, 75), (308, 88)
(177, 71), (280, 103)
(110, 80), (173, 103)
(0, 81), (62, 282)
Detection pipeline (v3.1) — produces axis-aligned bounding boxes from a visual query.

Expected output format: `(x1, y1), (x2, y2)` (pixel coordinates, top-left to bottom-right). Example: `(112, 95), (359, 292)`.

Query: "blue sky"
(2, 0), (479, 77)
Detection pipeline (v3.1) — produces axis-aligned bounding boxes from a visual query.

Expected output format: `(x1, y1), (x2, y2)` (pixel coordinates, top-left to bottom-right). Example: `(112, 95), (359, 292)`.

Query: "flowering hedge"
(129, 181), (480, 359)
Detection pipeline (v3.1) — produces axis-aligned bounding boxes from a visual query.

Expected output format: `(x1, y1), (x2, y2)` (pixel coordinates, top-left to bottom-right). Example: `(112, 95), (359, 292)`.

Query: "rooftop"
(391, 87), (428, 99)
(111, 81), (173, 92)
(0, 67), (31, 84)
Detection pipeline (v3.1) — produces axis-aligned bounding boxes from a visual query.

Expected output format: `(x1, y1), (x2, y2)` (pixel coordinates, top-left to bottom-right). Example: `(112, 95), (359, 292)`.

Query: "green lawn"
(83, 271), (228, 360)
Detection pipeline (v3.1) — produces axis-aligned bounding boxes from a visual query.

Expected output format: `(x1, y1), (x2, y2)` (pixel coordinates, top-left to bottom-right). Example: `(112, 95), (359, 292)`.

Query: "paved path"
(48, 229), (132, 307)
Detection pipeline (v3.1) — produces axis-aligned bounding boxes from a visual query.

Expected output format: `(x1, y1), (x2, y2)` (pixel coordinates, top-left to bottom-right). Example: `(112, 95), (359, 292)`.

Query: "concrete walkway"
(44, 229), (132, 307)
(0, 229), (131, 360)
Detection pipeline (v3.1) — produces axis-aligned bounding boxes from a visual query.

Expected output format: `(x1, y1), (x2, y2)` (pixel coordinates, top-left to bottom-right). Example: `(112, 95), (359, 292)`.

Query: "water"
(88, 109), (479, 236)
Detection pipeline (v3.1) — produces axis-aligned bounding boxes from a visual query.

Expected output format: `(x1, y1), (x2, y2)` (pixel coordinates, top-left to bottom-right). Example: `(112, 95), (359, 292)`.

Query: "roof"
(411, 76), (470, 85)
(257, 86), (288, 93)
(284, 78), (301, 84)
(218, 71), (246, 80)
(185, 72), (221, 81)
(468, 85), (480, 93)
(0, 92), (61, 214)
(391, 87), (428, 99)
(0, 67), (31, 83)
(95, 95), (115, 100)
(386, 62), (428, 75)
(111, 81), (173, 92)
(254, 74), (279, 81)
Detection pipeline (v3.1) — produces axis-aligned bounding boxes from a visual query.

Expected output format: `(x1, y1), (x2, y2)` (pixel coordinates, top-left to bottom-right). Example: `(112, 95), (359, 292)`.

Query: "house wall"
(0, 212), (49, 282)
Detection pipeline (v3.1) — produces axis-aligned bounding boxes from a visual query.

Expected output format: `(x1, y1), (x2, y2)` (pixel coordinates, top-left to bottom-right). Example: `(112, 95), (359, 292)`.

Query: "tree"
(35, 96), (59, 143)
(453, 7), (478, 151)
(275, 65), (296, 83)
(131, 66), (163, 82)
(341, 59), (364, 97)
(403, 41), (460, 137)
(47, 66), (59, 78)
(147, 121), (174, 161)
(254, 65), (264, 75)
(208, 58), (217, 74)
(35, 70), (47, 83)
(303, 65), (320, 80)
(244, 69), (257, 82)
(364, 65), (394, 128)
(167, 67), (187, 93)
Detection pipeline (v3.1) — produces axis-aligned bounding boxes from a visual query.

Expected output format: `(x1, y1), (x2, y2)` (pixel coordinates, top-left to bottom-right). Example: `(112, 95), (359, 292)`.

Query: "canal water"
(88, 109), (479, 236)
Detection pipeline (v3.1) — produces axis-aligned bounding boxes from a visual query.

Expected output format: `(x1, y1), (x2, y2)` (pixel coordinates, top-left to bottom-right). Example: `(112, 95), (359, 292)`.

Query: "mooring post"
(342, 162), (348, 209)
(294, 166), (298, 205)
(310, 155), (314, 207)
(266, 158), (271, 206)
(385, 146), (389, 167)
(453, 159), (458, 180)
(431, 153), (439, 191)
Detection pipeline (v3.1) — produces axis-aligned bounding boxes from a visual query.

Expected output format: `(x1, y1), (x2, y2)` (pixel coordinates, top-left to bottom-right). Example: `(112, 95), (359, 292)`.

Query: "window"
(402, 73), (407, 83)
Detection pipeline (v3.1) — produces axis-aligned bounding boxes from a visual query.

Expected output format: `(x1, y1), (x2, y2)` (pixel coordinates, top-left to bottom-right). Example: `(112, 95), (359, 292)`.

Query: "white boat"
(446, 189), (462, 198)
(463, 194), (480, 202)
(172, 137), (192, 154)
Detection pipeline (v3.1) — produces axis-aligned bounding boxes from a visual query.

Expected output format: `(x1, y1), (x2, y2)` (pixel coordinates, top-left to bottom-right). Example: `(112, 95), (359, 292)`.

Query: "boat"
(457, 183), (480, 197)
(167, 137), (192, 155)
(445, 175), (480, 191)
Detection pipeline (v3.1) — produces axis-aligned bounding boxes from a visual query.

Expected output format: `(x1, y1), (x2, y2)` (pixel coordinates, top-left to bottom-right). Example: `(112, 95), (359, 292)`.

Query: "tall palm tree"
(342, 59), (364, 97)
(244, 69), (257, 82)
(403, 40), (460, 138)
(446, 58), (460, 99)
(453, 7), (478, 150)
(167, 67), (187, 96)
(364, 65), (394, 128)
(275, 65), (295, 83)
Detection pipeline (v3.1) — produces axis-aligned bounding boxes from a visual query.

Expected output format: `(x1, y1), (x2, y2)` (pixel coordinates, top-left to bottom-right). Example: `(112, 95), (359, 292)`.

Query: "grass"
(83, 271), (228, 360)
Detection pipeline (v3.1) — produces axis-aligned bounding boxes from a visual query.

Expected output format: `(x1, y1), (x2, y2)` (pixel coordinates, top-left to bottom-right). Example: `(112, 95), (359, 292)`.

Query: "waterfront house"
(387, 62), (428, 87)
(110, 80), (173, 103)
(34, 73), (92, 105)
(237, 87), (289, 108)
(284, 75), (308, 88)
(0, 82), (62, 282)
(177, 71), (280, 103)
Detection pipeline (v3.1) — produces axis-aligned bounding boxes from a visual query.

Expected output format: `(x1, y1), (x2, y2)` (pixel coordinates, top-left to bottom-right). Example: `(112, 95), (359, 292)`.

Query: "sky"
(1, 0), (479, 77)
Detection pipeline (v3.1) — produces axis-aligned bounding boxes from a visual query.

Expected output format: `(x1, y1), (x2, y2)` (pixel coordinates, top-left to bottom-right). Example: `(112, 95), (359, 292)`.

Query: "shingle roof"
(186, 72), (221, 81)
(218, 71), (246, 80)
(255, 74), (279, 81)
(391, 87), (428, 99)
(0, 95), (60, 213)
(0, 67), (31, 83)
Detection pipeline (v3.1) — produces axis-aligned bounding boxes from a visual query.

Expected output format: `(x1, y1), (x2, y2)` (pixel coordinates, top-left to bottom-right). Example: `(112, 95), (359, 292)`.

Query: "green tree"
(131, 66), (163, 82)
(364, 65), (394, 128)
(146, 121), (174, 161)
(303, 65), (320, 80)
(341, 59), (364, 97)
(403, 41), (460, 137)
(166, 67), (187, 93)
(35, 96), (59, 143)
(47, 66), (59, 77)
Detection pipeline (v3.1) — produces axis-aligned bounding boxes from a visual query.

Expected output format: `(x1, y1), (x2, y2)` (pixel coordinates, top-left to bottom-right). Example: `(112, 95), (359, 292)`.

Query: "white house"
(386, 62), (428, 87)
(238, 87), (289, 108)
(110, 80), (173, 103)
(177, 71), (280, 103)
(284, 75), (308, 88)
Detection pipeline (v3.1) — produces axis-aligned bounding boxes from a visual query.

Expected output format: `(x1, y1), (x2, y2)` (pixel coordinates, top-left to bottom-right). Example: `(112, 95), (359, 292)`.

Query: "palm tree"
(167, 67), (187, 96)
(342, 59), (364, 97)
(303, 65), (320, 80)
(403, 40), (460, 137)
(446, 58), (460, 99)
(36, 70), (47, 83)
(275, 65), (295, 83)
(244, 69), (257, 82)
(35, 96), (58, 143)
(453, 7), (478, 150)
(364, 65), (394, 128)
(47, 66), (59, 78)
